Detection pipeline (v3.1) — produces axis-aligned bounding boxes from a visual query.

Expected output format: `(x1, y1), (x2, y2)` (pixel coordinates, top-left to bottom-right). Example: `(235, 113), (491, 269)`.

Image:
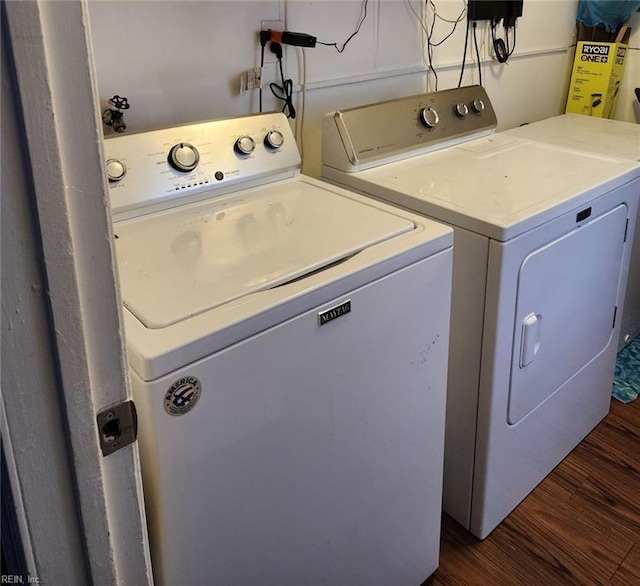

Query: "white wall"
(87, 0), (581, 175)
(614, 11), (640, 124)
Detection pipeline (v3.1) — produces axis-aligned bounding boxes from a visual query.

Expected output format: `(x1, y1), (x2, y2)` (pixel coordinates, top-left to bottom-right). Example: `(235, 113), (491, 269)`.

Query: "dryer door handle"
(520, 313), (541, 368)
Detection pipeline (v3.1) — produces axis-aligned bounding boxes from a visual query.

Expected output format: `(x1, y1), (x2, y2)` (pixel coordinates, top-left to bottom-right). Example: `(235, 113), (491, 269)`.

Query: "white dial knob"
(471, 98), (485, 114)
(168, 142), (200, 172)
(264, 130), (284, 150)
(419, 107), (439, 129)
(455, 103), (469, 118)
(235, 135), (256, 155)
(105, 158), (126, 182)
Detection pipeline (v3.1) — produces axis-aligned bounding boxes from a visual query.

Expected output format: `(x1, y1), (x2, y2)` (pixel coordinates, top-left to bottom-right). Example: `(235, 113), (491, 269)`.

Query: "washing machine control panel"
(104, 112), (300, 220)
(322, 85), (497, 171)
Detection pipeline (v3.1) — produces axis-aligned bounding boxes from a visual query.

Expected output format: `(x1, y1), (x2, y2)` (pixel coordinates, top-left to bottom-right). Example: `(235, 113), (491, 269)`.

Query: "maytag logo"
(318, 300), (351, 326)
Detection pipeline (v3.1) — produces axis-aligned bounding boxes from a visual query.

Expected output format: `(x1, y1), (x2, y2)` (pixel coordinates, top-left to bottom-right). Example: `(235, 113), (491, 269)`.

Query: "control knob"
(235, 135), (256, 155)
(168, 142), (200, 172)
(455, 103), (469, 118)
(264, 130), (285, 150)
(471, 98), (485, 114)
(419, 107), (439, 129)
(105, 159), (126, 182)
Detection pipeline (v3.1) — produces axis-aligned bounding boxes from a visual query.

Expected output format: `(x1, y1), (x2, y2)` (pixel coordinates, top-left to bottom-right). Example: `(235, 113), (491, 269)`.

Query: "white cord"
(405, 0), (467, 92)
(431, 0), (466, 25)
(405, 0), (433, 90)
(296, 46), (306, 162)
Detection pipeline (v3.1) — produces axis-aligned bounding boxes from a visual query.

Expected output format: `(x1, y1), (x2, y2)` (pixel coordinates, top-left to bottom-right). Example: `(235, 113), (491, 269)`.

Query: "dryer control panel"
(103, 112), (300, 220)
(322, 85), (497, 172)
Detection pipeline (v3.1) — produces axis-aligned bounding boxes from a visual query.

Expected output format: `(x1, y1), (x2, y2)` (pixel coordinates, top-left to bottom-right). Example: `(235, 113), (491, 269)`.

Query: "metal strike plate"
(97, 400), (137, 456)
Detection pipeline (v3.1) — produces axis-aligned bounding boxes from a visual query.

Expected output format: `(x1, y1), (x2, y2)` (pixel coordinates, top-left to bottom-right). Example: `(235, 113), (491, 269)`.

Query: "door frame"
(2, 1), (152, 583)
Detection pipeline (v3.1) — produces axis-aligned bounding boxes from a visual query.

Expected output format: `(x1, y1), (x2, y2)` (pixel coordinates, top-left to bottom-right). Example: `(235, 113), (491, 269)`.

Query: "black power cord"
(473, 21), (482, 87)
(316, 0), (369, 53)
(257, 11), (370, 116)
(506, 20), (517, 58)
(425, 2), (439, 91)
(259, 30), (270, 112)
(269, 42), (296, 119)
(491, 20), (509, 63)
(458, 17), (470, 88)
(491, 18), (517, 64)
(424, 0), (466, 91)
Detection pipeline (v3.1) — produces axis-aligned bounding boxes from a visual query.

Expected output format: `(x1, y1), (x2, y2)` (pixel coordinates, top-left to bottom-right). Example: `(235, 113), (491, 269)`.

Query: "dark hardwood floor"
(428, 396), (640, 586)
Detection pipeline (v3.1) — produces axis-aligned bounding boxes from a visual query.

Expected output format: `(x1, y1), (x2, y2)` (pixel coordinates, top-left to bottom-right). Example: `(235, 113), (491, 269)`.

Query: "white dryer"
(322, 86), (640, 539)
(104, 112), (454, 585)
(504, 114), (640, 348)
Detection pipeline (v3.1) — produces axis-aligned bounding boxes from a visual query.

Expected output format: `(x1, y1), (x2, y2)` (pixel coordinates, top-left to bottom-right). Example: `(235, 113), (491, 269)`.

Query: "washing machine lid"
(114, 178), (414, 328)
(504, 114), (640, 161)
(353, 134), (640, 240)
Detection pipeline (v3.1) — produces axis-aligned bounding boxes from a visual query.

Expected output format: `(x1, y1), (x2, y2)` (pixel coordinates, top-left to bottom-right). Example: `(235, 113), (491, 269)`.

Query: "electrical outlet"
(261, 19), (285, 64)
(261, 19), (284, 33)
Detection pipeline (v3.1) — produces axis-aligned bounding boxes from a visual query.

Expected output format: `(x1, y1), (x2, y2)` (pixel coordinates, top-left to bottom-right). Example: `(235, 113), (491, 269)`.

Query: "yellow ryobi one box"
(565, 41), (628, 119)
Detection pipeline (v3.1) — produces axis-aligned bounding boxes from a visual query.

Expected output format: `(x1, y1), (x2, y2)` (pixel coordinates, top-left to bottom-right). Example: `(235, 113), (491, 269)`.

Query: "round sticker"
(164, 376), (202, 416)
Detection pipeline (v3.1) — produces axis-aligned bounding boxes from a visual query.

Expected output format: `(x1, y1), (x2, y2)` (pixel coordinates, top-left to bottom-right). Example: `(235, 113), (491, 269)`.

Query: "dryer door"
(508, 204), (627, 424)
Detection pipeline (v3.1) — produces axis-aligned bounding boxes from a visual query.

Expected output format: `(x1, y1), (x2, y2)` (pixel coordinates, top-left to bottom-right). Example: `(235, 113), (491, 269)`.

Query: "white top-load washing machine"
(104, 112), (454, 585)
(322, 86), (640, 540)
(504, 114), (640, 349)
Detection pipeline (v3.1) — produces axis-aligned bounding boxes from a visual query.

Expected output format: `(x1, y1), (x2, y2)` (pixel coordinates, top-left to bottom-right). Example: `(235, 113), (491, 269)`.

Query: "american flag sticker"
(164, 376), (202, 416)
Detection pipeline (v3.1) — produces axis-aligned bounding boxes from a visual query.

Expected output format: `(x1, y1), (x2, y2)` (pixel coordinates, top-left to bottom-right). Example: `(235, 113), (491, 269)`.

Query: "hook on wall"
(102, 95), (130, 133)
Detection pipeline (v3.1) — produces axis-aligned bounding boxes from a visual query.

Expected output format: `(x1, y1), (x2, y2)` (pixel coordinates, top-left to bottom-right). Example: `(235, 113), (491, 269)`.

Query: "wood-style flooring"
(427, 396), (640, 586)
